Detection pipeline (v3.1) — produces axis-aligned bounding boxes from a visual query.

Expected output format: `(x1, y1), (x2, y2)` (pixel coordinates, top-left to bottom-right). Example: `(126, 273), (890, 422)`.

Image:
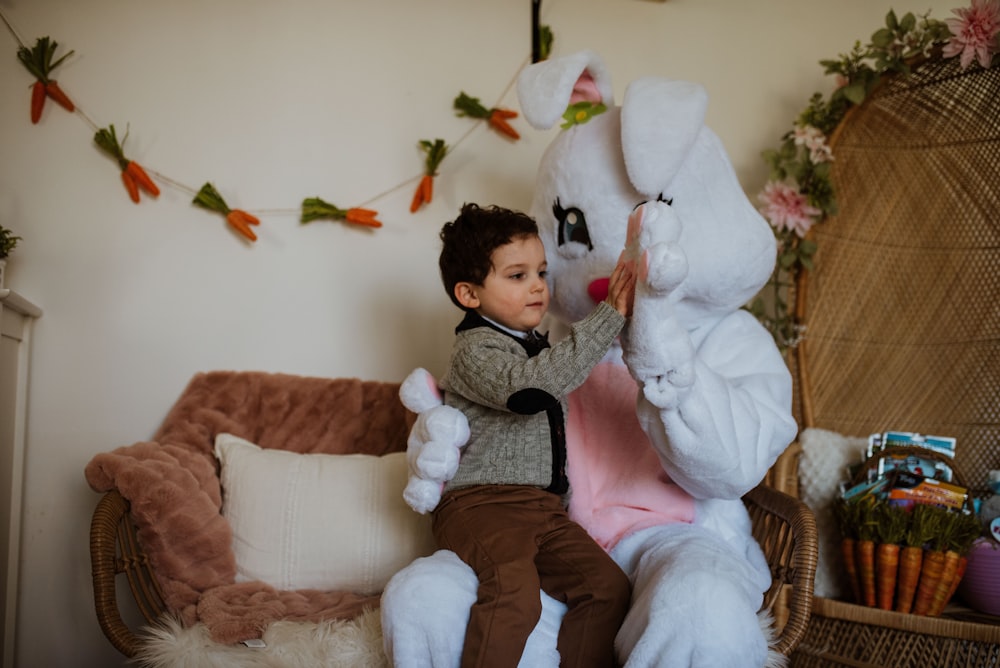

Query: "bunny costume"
(382, 51), (797, 668)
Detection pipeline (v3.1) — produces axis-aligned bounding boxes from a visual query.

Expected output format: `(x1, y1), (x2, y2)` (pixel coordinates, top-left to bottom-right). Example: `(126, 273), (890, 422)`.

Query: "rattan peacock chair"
(770, 53), (1000, 666)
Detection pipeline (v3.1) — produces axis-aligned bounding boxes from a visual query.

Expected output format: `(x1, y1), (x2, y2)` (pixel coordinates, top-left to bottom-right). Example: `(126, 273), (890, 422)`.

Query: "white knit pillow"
(798, 428), (867, 599)
(214, 433), (435, 594)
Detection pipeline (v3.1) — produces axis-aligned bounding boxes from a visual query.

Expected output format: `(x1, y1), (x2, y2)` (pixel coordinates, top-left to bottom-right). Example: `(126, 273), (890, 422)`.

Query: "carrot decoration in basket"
(854, 500), (878, 608)
(301, 197), (383, 228)
(941, 554), (969, 612)
(454, 92), (520, 140)
(834, 499), (863, 604)
(93, 124), (160, 203)
(17, 36), (75, 123)
(912, 505), (953, 616)
(410, 139), (448, 213)
(928, 511), (981, 616)
(895, 503), (936, 614)
(874, 502), (907, 611)
(912, 549), (946, 615)
(193, 183), (260, 242)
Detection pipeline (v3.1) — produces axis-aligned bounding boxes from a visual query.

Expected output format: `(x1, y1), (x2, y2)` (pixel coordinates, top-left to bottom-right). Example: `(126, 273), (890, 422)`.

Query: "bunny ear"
(621, 78), (708, 197)
(517, 50), (613, 129)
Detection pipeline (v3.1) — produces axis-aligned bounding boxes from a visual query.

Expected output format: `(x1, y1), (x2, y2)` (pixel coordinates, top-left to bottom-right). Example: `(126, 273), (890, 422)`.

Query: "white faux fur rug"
(133, 608), (787, 668)
(133, 609), (388, 668)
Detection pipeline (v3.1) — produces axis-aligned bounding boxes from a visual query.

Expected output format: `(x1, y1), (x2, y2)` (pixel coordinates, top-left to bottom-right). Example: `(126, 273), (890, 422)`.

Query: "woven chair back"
(794, 56), (1000, 495)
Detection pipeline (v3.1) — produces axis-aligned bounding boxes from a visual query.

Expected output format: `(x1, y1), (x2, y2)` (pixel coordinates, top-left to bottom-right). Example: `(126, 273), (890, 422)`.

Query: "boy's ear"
(454, 282), (480, 309)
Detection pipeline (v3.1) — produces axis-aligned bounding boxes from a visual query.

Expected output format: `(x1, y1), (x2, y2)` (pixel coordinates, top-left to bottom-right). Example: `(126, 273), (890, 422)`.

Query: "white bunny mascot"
(382, 50), (797, 668)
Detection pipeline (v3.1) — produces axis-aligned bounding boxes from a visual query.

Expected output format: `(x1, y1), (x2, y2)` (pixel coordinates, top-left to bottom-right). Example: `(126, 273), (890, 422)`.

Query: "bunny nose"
(588, 277), (610, 303)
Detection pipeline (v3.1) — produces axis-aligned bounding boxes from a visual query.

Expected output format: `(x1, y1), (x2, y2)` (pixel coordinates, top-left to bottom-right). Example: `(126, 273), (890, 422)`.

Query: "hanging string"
(0, 9), (26, 49)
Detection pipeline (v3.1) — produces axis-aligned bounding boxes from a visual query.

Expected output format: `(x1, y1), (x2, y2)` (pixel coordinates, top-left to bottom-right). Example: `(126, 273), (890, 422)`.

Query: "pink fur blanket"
(85, 371), (414, 644)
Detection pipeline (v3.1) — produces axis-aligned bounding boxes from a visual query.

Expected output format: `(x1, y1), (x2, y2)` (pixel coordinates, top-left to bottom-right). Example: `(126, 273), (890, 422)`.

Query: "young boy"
(433, 202), (635, 668)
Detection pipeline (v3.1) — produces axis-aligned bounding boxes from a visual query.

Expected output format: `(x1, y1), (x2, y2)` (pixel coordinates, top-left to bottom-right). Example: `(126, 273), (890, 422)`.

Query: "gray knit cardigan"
(442, 301), (624, 493)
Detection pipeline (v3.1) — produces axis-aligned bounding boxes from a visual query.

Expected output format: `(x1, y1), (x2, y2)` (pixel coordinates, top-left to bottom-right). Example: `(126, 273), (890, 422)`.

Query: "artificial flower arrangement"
(749, 1), (1000, 350)
(833, 431), (983, 616)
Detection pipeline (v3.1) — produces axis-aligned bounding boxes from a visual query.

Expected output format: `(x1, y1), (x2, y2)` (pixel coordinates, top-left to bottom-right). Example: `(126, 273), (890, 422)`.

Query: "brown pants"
(432, 485), (630, 668)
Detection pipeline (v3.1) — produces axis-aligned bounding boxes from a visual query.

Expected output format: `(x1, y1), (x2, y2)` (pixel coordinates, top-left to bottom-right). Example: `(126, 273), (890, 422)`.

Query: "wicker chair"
(771, 55), (1000, 666)
(89, 371), (818, 660)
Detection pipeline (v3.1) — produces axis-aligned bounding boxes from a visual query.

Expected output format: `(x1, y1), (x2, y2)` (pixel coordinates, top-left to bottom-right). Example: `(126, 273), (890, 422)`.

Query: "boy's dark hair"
(439, 202), (539, 310)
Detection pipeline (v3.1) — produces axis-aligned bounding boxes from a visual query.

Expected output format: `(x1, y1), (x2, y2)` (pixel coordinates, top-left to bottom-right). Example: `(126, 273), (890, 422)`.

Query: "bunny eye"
(552, 198), (593, 250)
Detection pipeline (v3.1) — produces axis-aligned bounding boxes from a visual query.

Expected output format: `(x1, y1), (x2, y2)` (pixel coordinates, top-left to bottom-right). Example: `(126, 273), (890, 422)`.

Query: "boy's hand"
(605, 257), (637, 317)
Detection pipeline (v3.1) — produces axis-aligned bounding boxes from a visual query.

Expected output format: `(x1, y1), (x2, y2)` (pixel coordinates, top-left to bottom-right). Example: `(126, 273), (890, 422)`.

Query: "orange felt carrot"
(410, 139), (449, 213)
(94, 124), (160, 202)
(44, 81), (74, 112)
(17, 37), (75, 123)
(193, 182), (260, 243)
(121, 170), (140, 203)
(301, 197), (383, 228)
(488, 108), (520, 140)
(410, 175), (432, 213)
(454, 92), (520, 141)
(226, 210), (260, 242)
(125, 160), (160, 197)
(30, 81), (45, 124)
(345, 207), (382, 228)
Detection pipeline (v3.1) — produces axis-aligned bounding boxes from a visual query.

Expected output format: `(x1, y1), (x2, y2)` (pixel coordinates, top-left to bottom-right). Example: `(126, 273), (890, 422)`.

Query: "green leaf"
(871, 28), (893, 48)
(300, 197), (345, 224)
(885, 9), (898, 31)
(779, 252), (797, 269)
(900, 12), (916, 33)
(800, 256), (815, 271)
(192, 183), (230, 214)
(842, 80), (867, 105)
(453, 92), (490, 119)
(799, 239), (818, 256)
(539, 25), (554, 61)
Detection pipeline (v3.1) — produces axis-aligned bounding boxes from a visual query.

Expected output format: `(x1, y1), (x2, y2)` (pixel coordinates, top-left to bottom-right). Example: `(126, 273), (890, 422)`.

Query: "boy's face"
(455, 234), (549, 332)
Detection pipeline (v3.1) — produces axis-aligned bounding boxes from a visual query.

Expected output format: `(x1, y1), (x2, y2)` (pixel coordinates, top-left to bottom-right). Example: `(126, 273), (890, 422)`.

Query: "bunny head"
(517, 50), (775, 329)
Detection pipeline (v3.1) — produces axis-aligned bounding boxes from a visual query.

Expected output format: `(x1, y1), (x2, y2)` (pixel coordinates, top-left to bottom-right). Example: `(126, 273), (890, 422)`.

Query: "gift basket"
(831, 432), (982, 617)
(955, 471), (1000, 617)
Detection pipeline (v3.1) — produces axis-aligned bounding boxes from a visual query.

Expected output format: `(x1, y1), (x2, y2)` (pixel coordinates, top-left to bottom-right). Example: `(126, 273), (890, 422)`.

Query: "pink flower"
(758, 181), (821, 238)
(793, 125), (834, 164)
(943, 0), (1000, 69)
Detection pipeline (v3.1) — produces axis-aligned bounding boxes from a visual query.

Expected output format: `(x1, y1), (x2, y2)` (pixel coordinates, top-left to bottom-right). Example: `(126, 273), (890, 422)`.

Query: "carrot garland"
(16, 36), (75, 123)
(410, 139), (448, 213)
(300, 197), (382, 228)
(93, 124), (160, 203)
(193, 183), (260, 242)
(453, 92), (520, 140)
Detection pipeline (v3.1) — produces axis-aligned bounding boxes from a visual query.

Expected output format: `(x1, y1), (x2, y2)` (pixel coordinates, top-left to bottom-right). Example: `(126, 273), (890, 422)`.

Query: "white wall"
(0, 0), (956, 665)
